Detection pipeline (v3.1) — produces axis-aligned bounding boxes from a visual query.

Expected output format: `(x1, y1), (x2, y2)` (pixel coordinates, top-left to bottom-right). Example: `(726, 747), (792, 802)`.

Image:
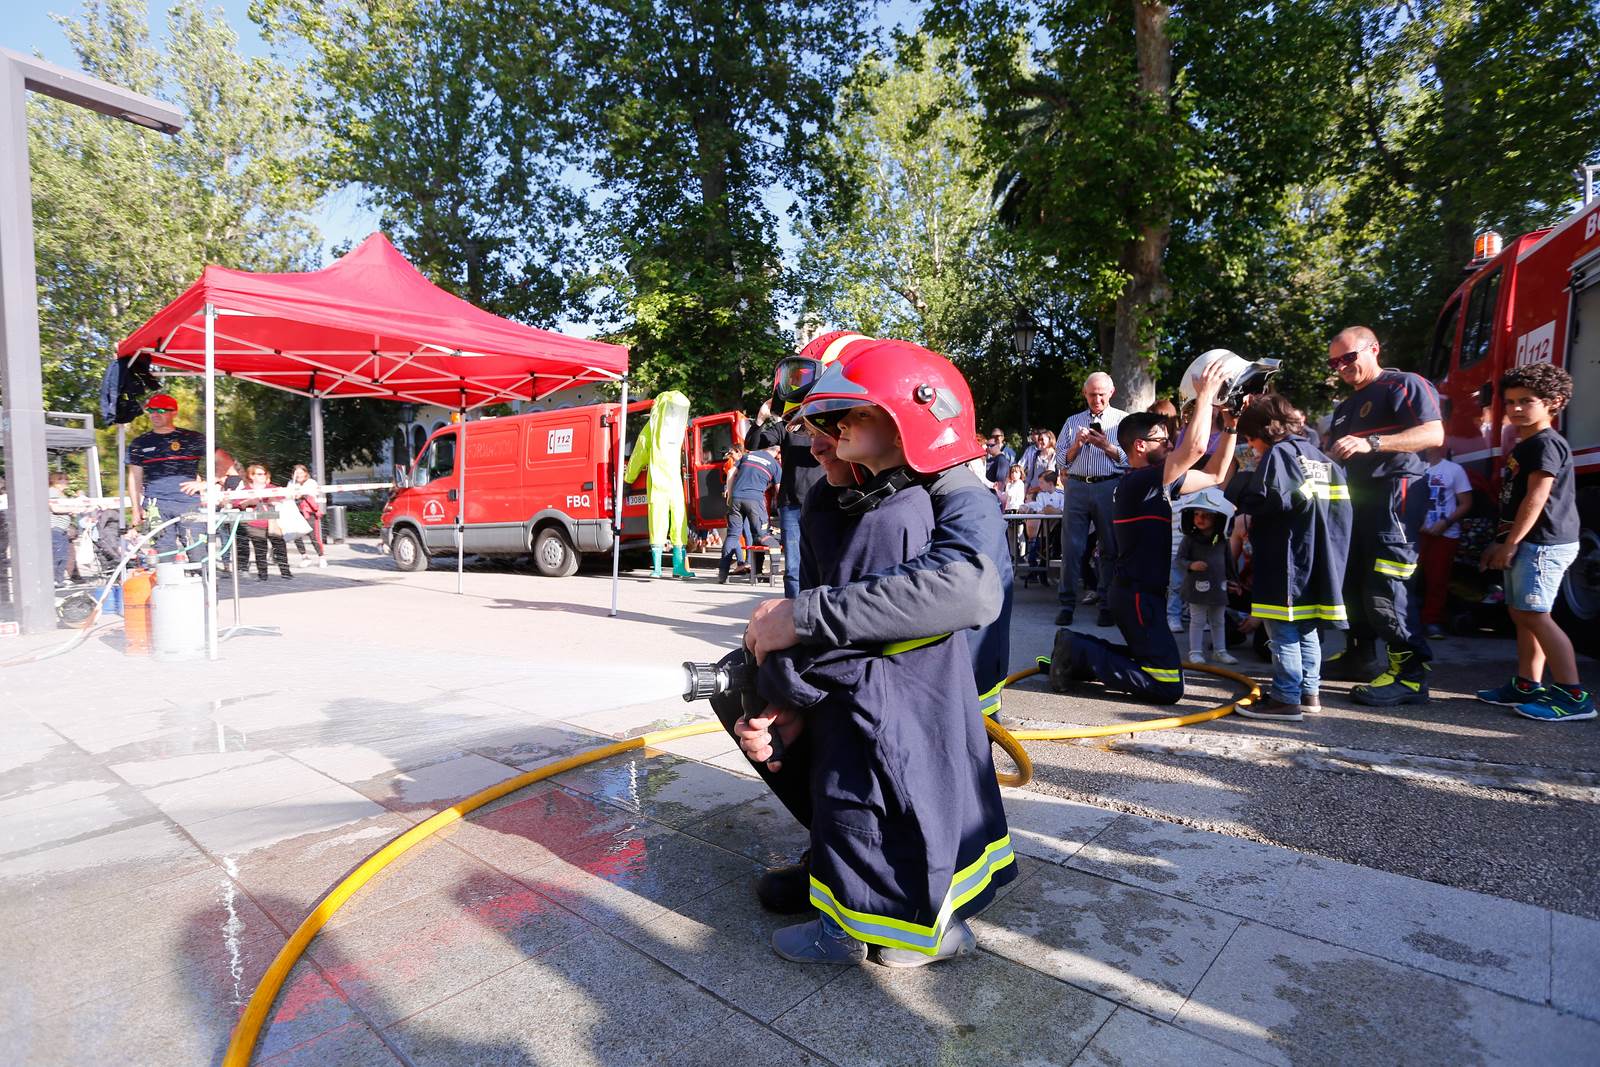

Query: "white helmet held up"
(1178, 349), (1281, 413)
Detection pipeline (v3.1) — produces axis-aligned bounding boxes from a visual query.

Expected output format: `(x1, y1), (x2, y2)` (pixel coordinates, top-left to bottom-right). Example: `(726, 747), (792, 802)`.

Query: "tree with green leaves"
(923, 0), (1362, 409)
(251, 0), (586, 326)
(561, 0), (875, 412)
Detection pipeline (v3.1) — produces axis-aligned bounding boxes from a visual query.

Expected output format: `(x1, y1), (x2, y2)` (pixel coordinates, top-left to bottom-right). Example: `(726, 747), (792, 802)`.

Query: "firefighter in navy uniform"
(732, 342), (1015, 968)
(1323, 326), (1444, 705)
(1050, 355), (1239, 703)
(126, 393), (208, 552)
(719, 428), (782, 582)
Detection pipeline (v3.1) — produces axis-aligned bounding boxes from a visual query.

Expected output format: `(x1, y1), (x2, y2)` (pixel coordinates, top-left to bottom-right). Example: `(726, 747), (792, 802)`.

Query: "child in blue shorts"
(1476, 363), (1590, 722)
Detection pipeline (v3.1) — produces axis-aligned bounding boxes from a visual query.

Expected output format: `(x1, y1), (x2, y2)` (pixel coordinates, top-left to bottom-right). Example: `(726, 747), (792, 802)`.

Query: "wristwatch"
(1366, 434), (1382, 453)
(1220, 424), (1237, 434)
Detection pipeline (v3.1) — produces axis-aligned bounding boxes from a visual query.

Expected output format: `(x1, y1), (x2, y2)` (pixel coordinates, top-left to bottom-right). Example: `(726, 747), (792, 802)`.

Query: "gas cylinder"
(150, 561), (205, 659)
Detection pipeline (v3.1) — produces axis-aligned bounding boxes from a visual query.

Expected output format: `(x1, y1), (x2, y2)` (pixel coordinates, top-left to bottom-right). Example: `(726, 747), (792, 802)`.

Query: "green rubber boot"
(650, 546), (663, 578)
(672, 546), (695, 579)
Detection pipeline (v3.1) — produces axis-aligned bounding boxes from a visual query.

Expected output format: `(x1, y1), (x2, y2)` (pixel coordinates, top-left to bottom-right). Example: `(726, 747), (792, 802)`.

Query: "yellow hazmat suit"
(624, 390), (694, 577)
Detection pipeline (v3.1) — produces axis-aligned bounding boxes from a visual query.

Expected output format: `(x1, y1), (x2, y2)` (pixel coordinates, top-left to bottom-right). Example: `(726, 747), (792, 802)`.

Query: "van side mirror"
(394, 468), (409, 489)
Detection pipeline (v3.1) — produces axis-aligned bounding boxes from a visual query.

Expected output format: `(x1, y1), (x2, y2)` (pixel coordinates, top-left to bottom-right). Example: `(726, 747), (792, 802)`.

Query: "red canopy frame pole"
(204, 302), (219, 660)
(610, 377), (628, 618)
(456, 396), (466, 596)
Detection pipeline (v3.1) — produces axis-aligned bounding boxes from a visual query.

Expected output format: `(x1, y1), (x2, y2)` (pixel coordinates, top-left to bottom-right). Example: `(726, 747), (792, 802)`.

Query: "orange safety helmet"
(794, 338), (982, 475)
(773, 331), (874, 415)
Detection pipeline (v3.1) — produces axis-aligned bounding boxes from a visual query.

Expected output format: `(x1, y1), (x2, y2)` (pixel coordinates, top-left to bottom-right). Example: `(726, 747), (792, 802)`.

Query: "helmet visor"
(795, 396), (870, 438)
(773, 356), (824, 406)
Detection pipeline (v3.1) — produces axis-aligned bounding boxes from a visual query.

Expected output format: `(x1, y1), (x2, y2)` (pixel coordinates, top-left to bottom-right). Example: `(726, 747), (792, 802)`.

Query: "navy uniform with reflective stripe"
(1052, 463), (1185, 704)
(755, 478), (1015, 955)
(1232, 437), (1352, 625)
(1328, 369), (1440, 667)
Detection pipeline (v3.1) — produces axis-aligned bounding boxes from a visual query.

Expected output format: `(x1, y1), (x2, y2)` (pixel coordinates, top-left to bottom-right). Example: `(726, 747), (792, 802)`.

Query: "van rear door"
(688, 412), (742, 530)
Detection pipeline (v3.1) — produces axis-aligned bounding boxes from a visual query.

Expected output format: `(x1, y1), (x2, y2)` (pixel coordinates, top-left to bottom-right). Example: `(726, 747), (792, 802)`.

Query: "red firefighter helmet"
(795, 338), (981, 474)
(773, 331), (874, 414)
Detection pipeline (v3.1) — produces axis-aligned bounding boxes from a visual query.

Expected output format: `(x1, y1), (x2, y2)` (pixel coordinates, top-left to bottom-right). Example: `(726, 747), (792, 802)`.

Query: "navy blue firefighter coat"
(1232, 437), (1353, 626)
(756, 478), (1016, 955)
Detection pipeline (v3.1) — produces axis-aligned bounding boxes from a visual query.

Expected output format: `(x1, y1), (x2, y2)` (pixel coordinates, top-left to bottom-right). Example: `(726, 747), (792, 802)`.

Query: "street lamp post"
(0, 48), (183, 632)
(1012, 312), (1038, 435)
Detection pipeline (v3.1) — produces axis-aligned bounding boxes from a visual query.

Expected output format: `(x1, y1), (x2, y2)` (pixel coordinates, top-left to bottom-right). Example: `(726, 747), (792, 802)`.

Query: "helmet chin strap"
(838, 466), (919, 516)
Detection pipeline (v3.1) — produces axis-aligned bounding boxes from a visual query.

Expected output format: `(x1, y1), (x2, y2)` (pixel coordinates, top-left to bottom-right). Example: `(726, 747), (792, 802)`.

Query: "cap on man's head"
(145, 394), (178, 412)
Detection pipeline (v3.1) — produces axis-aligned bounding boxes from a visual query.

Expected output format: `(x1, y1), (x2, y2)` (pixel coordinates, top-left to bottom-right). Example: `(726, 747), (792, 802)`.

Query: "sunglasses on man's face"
(1326, 348), (1363, 370)
(146, 407), (174, 414)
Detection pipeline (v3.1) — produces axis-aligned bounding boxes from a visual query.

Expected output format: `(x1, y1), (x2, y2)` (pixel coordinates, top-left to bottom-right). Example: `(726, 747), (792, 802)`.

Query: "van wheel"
(392, 529), (429, 572)
(533, 527), (579, 578)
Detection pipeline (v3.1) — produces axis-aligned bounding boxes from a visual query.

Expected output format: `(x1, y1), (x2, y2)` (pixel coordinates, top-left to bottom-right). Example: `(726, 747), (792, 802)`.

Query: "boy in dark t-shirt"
(1475, 363), (1590, 722)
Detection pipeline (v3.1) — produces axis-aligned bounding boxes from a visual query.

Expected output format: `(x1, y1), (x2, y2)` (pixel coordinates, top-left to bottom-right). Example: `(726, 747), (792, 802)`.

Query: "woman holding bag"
(287, 464), (326, 567)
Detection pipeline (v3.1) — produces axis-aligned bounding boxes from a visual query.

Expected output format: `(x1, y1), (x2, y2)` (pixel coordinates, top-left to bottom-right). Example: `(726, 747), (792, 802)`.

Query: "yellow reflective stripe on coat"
(1373, 558), (1417, 579)
(882, 633), (950, 656)
(1140, 665), (1182, 683)
(979, 679), (1004, 719)
(807, 835), (1016, 954)
(1296, 481), (1351, 502)
(1251, 602), (1348, 622)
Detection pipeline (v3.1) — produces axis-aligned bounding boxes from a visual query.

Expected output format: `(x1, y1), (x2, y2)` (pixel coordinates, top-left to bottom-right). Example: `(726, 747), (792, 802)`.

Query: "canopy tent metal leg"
(116, 424), (127, 528)
(610, 377), (628, 618)
(456, 400), (466, 595)
(204, 303), (218, 660)
(310, 395), (326, 485)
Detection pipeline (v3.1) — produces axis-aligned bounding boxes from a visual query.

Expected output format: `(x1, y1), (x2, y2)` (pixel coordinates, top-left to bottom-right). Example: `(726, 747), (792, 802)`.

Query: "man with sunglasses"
(1324, 326), (1444, 706)
(127, 394), (208, 552)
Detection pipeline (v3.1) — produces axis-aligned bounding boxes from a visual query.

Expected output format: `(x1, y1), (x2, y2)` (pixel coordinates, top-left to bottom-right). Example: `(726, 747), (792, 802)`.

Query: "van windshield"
(412, 432), (456, 487)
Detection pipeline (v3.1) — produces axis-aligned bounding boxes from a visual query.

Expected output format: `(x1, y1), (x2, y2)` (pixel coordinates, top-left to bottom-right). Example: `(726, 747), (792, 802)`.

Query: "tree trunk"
(1108, 0), (1173, 412)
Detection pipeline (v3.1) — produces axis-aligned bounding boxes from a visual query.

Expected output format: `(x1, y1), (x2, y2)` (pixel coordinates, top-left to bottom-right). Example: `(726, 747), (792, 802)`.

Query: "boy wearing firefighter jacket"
(741, 343), (1015, 967)
(1048, 356), (1238, 705)
(1230, 394), (1352, 721)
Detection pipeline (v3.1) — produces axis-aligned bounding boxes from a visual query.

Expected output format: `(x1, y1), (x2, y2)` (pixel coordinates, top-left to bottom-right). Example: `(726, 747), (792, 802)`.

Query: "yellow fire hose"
(223, 658), (1257, 1065)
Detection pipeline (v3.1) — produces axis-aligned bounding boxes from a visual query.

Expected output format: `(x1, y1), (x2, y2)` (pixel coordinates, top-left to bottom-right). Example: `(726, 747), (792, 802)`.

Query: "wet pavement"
(1, 542), (1597, 1065)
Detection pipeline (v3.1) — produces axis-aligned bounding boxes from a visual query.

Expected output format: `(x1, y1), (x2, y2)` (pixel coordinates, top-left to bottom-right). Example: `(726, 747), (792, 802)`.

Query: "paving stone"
(1, 866), (285, 1028)
(0, 819), (213, 924)
(614, 878), (853, 1023)
(705, 748), (763, 778)
(561, 749), (771, 828)
(261, 1021), (406, 1066)
(1072, 1007), (1267, 1067)
(141, 755), (339, 825)
(659, 1012), (829, 1065)
(440, 780), (650, 876)
(183, 782), (389, 857)
(999, 786), (1121, 865)
(1552, 910), (1600, 1021)
(386, 930), (735, 1066)
(356, 753), (521, 819)
(0, 785), (152, 858)
(973, 862), (1240, 1017)
(1176, 920), (1600, 1066)
(774, 946), (1117, 1066)
(647, 729), (739, 762)
(309, 868), (590, 1026)
(108, 748), (278, 789)
(1067, 814), (1302, 917)
(676, 791), (814, 870)
(225, 810), (418, 929)
(1264, 855), (1551, 1001)
(7, 952), (352, 1065)
(324, 837), (509, 931)
(518, 821), (759, 934)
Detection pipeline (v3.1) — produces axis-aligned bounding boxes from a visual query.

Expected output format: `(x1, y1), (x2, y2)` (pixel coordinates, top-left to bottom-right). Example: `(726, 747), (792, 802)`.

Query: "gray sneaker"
(873, 917), (977, 968)
(771, 919), (865, 964)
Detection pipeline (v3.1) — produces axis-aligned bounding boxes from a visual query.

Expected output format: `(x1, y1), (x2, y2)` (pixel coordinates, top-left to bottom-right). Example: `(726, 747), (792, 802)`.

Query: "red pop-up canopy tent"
(118, 234), (632, 657)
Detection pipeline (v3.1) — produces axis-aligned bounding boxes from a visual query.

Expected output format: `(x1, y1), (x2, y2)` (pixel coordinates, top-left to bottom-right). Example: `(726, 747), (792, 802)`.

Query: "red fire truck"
(380, 399), (745, 576)
(1427, 194), (1600, 630)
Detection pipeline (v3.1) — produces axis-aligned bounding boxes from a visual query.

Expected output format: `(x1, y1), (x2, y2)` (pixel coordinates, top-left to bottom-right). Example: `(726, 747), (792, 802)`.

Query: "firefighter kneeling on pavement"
(1049, 353), (1243, 704)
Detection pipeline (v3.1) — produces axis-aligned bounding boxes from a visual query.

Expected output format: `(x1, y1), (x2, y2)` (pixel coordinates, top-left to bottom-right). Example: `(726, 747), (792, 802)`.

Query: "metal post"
(116, 425), (127, 527)
(0, 49), (181, 631)
(0, 62), (53, 631)
(204, 303), (218, 660)
(309, 395), (326, 485)
(455, 400), (466, 595)
(610, 377), (628, 618)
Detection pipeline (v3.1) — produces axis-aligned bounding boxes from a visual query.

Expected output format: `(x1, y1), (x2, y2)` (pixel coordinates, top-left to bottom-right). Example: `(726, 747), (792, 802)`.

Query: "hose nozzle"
(683, 660), (724, 702)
